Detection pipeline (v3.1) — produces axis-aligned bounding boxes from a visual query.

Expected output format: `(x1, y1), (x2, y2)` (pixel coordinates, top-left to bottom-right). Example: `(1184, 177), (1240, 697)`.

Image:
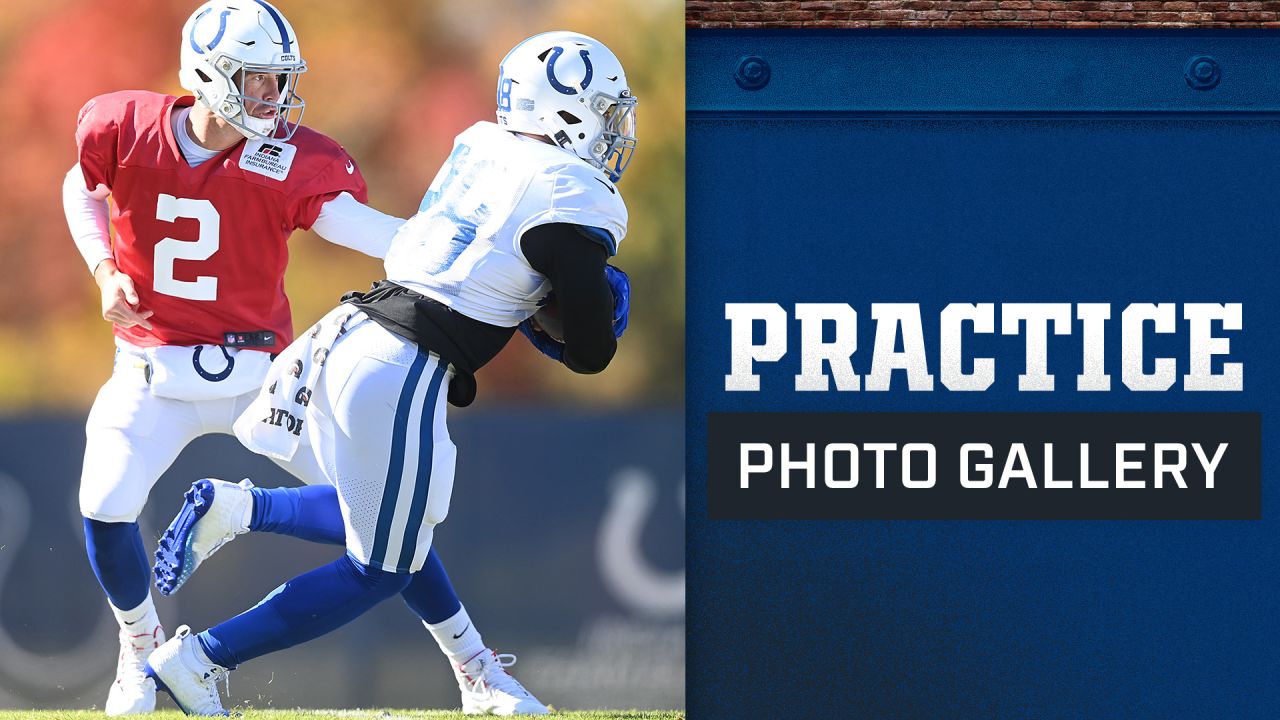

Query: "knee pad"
(79, 484), (145, 523)
(423, 438), (456, 526)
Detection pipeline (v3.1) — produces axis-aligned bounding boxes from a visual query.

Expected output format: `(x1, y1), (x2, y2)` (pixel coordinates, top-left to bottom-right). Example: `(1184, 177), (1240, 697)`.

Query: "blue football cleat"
(154, 479), (253, 596)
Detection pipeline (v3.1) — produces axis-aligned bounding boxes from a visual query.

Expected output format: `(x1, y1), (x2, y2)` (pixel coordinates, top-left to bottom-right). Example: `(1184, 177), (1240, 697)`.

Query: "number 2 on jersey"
(154, 194), (219, 301)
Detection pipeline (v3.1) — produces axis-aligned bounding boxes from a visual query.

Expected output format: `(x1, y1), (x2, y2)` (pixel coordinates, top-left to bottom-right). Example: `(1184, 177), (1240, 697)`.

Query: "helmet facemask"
(197, 56), (306, 141)
(591, 92), (637, 182)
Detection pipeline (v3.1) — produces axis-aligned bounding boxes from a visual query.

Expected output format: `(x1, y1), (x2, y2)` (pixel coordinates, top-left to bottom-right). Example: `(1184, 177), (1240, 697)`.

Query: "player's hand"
(605, 264), (630, 338)
(94, 261), (154, 330)
(518, 318), (565, 362)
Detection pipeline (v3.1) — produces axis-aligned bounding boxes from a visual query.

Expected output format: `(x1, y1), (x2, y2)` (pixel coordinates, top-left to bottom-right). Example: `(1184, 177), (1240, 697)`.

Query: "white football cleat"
(144, 625), (229, 716)
(154, 479), (254, 596)
(104, 623), (164, 716)
(456, 649), (549, 715)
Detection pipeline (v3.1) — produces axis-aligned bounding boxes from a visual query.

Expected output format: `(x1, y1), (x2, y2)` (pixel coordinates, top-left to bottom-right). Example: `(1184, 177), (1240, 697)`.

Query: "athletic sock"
(400, 549), (480, 661)
(197, 553), (410, 668)
(110, 594), (159, 628)
(248, 484), (346, 544)
(83, 518), (151, 613)
(423, 606), (486, 665)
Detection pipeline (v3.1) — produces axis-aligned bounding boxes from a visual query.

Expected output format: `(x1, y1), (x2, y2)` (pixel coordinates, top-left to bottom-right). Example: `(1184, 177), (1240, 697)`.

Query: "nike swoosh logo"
(345, 161), (355, 175)
(594, 177), (616, 195)
(452, 622), (471, 639)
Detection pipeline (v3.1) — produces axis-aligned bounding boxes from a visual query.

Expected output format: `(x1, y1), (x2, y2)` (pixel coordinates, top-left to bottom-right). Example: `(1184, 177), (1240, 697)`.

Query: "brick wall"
(686, 1), (1280, 28)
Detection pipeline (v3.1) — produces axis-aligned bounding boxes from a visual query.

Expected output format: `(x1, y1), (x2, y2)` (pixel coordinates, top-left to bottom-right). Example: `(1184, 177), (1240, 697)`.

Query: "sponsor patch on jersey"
(239, 139), (297, 181)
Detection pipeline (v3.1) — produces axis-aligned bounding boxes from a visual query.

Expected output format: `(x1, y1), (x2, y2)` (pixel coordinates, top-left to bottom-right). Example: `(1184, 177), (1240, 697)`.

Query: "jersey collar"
(162, 96), (247, 168)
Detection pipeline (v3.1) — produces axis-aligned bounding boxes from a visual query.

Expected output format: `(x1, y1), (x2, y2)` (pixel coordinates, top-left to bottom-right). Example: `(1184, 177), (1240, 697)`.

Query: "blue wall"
(0, 409), (683, 711)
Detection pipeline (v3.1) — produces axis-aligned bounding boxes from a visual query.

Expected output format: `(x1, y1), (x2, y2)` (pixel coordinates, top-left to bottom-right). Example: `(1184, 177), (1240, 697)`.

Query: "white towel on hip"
(234, 304), (360, 461)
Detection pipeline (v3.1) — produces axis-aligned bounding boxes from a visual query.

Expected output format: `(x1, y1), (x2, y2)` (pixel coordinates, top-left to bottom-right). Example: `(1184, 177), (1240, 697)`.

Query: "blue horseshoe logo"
(188, 8), (232, 55)
(546, 46), (592, 96)
(192, 345), (235, 382)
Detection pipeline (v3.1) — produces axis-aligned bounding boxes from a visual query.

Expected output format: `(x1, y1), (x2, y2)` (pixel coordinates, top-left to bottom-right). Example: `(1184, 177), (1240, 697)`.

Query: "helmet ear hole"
(556, 111), (582, 125)
(196, 68), (213, 83)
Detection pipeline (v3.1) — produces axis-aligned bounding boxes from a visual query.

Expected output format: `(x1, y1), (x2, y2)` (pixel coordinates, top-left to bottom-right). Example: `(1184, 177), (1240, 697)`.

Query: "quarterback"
(64, 1), (538, 715)
(144, 30), (636, 716)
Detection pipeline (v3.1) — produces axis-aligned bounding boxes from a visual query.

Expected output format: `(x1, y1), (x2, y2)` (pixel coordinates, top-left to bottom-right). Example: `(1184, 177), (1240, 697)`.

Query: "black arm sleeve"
(521, 223), (617, 374)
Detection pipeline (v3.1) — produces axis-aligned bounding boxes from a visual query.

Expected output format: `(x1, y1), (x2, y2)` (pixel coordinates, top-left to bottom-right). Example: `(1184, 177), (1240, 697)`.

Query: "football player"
(64, 1), (540, 715)
(143, 30), (636, 716)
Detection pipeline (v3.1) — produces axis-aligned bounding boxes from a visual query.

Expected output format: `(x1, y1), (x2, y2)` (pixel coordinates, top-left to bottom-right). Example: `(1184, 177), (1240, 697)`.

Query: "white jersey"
(384, 122), (628, 327)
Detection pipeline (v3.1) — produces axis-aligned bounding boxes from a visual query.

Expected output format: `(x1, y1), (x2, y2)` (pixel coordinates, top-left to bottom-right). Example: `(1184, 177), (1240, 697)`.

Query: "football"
(532, 298), (565, 342)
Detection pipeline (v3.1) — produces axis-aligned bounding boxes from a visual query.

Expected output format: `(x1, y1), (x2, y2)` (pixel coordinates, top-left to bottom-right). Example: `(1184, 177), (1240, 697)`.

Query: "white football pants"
(80, 345), (328, 523)
(281, 316), (456, 573)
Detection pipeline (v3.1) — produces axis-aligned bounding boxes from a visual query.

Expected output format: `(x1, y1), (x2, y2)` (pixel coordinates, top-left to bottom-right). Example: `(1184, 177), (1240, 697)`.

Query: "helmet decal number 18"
(497, 70), (513, 112)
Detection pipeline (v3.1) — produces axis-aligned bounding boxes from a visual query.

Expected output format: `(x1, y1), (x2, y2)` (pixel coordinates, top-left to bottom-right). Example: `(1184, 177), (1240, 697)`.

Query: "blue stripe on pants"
(394, 362), (448, 572)
(369, 352), (429, 568)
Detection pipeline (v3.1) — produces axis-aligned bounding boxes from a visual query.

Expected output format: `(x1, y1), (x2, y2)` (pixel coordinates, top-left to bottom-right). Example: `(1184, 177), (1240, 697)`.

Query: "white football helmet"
(496, 31), (637, 182)
(178, 0), (306, 141)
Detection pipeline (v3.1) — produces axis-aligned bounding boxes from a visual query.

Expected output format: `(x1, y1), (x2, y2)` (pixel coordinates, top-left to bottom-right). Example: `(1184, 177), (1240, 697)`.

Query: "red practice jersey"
(75, 91), (368, 353)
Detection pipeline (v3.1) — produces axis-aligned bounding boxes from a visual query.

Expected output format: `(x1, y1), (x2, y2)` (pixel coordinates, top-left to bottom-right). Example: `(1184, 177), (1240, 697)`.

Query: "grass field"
(0, 707), (686, 712)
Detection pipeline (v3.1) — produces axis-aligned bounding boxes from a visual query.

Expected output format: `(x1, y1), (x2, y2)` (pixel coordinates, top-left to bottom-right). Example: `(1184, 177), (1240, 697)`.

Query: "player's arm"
(521, 223), (617, 374)
(311, 191), (405, 259)
(62, 163), (152, 330)
(63, 164), (111, 273)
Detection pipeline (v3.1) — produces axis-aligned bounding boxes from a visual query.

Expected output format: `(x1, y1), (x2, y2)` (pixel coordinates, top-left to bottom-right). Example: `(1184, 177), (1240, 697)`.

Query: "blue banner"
(688, 30), (1280, 718)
